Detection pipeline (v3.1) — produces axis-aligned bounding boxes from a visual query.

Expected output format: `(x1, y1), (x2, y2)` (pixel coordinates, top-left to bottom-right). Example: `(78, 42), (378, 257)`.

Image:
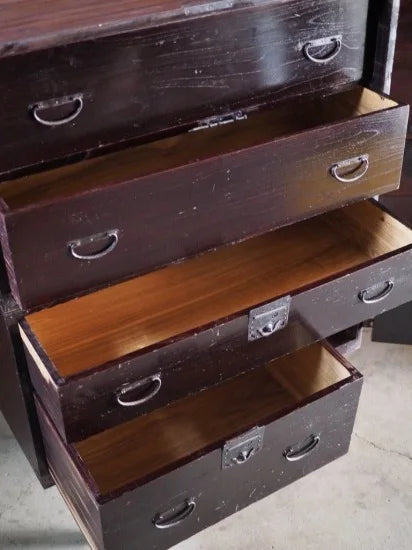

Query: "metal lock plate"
(222, 426), (265, 469)
(248, 295), (291, 341)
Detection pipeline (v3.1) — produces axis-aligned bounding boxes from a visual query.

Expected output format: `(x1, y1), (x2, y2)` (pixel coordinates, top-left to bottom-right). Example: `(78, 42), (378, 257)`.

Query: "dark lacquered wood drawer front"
(35, 343), (363, 550)
(20, 201), (412, 443)
(0, 0), (369, 177)
(1, 88), (409, 310)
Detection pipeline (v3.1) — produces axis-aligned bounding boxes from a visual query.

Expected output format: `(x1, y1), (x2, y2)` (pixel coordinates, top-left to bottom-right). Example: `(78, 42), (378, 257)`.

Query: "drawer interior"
(0, 87), (399, 210)
(61, 343), (355, 496)
(23, 201), (412, 378)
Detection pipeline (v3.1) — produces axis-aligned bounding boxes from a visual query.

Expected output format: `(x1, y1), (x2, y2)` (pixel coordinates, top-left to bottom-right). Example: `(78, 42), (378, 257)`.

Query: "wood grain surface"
(1, 85), (407, 311)
(24, 201), (412, 378)
(36, 356), (362, 550)
(0, 0), (369, 177)
(74, 343), (350, 495)
(0, 0), (255, 56)
(0, 0), (367, 57)
(0, 87), (397, 209)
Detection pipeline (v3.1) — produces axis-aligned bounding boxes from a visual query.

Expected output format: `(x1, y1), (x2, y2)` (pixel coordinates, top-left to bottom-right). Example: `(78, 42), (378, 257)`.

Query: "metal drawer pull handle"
(359, 280), (394, 304)
(258, 319), (284, 338)
(303, 35), (342, 64)
(116, 374), (162, 407)
(69, 229), (119, 260)
(233, 448), (255, 465)
(32, 93), (84, 126)
(153, 499), (196, 529)
(284, 434), (320, 462)
(330, 154), (369, 183)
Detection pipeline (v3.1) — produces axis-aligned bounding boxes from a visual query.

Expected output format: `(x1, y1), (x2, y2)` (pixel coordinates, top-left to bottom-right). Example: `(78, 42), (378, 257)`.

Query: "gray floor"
(1, 329), (411, 550)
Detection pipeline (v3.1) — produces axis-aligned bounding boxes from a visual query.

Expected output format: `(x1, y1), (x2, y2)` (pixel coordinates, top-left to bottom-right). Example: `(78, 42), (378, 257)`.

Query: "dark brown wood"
(0, 303), (52, 487)
(0, 0), (370, 177)
(0, 87), (408, 310)
(35, 343), (363, 550)
(0, 1), (403, 509)
(380, 0), (412, 199)
(22, 201), (412, 442)
(368, 0), (400, 94)
(373, 0), (412, 344)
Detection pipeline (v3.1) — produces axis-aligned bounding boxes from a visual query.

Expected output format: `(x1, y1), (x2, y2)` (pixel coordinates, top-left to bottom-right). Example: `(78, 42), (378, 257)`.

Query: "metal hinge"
(248, 295), (291, 342)
(222, 426), (265, 469)
(189, 111), (248, 132)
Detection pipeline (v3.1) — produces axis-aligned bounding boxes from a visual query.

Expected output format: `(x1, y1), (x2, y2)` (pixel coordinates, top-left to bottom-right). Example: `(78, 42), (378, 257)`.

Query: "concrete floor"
(0, 328), (411, 550)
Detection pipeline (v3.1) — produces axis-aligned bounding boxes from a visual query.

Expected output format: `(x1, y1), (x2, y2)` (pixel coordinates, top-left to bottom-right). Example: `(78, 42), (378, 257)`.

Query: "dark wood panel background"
(374, 0), (412, 344)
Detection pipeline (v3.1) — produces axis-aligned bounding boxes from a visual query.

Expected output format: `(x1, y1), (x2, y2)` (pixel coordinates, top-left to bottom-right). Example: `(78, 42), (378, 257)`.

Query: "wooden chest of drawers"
(0, 0), (370, 177)
(35, 343), (363, 550)
(0, 1), (409, 549)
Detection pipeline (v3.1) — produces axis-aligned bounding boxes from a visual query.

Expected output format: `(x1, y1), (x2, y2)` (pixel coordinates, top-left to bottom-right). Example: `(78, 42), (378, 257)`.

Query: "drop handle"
(303, 35), (342, 63)
(116, 374), (162, 407)
(284, 434), (320, 462)
(232, 448), (256, 465)
(153, 499), (196, 529)
(330, 155), (369, 183)
(359, 280), (394, 304)
(32, 93), (84, 126)
(68, 229), (119, 260)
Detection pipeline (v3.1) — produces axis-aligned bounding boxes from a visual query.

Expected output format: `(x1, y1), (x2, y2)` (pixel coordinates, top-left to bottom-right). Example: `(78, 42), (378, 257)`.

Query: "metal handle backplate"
(116, 374), (162, 407)
(359, 280), (394, 304)
(153, 499), (196, 529)
(284, 434), (320, 462)
(303, 35), (342, 63)
(222, 426), (264, 469)
(32, 93), (84, 126)
(68, 229), (119, 260)
(330, 154), (369, 183)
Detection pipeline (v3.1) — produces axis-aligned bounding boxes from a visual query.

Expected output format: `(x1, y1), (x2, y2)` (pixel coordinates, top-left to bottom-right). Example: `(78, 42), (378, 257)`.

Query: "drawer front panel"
(26, 246), (411, 443)
(2, 102), (407, 311)
(0, 0), (368, 177)
(36, 374), (362, 550)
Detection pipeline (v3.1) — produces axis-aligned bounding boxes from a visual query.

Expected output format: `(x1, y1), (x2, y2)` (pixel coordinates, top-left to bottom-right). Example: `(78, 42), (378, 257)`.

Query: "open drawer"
(20, 200), (412, 442)
(0, 0), (369, 177)
(35, 342), (363, 550)
(1, 87), (408, 310)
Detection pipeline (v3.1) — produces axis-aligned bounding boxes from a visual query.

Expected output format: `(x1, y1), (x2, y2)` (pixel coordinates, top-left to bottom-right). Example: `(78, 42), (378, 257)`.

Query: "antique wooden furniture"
(0, 0), (371, 177)
(0, 1), (409, 548)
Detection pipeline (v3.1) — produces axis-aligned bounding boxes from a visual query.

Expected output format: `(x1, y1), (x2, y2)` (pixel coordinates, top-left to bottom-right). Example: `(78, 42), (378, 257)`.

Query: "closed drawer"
(35, 342), (363, 550)
(0, 0), (369, 177)
(21, 201), (412, 442)
(1, 87), (409, 310)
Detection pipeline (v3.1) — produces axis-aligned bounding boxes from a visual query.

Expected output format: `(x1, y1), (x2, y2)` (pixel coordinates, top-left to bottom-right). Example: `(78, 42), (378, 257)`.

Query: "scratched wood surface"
(0, 0), (369, 177)
(0, 88), (399, 208)
(73, 343), (350, 494)
(1, 87), (408, 311)
(373, 0), (412, 344)
(36, 343), (362, 550)
(23, 201), (412, 378)
(0, 0), (366, 57)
